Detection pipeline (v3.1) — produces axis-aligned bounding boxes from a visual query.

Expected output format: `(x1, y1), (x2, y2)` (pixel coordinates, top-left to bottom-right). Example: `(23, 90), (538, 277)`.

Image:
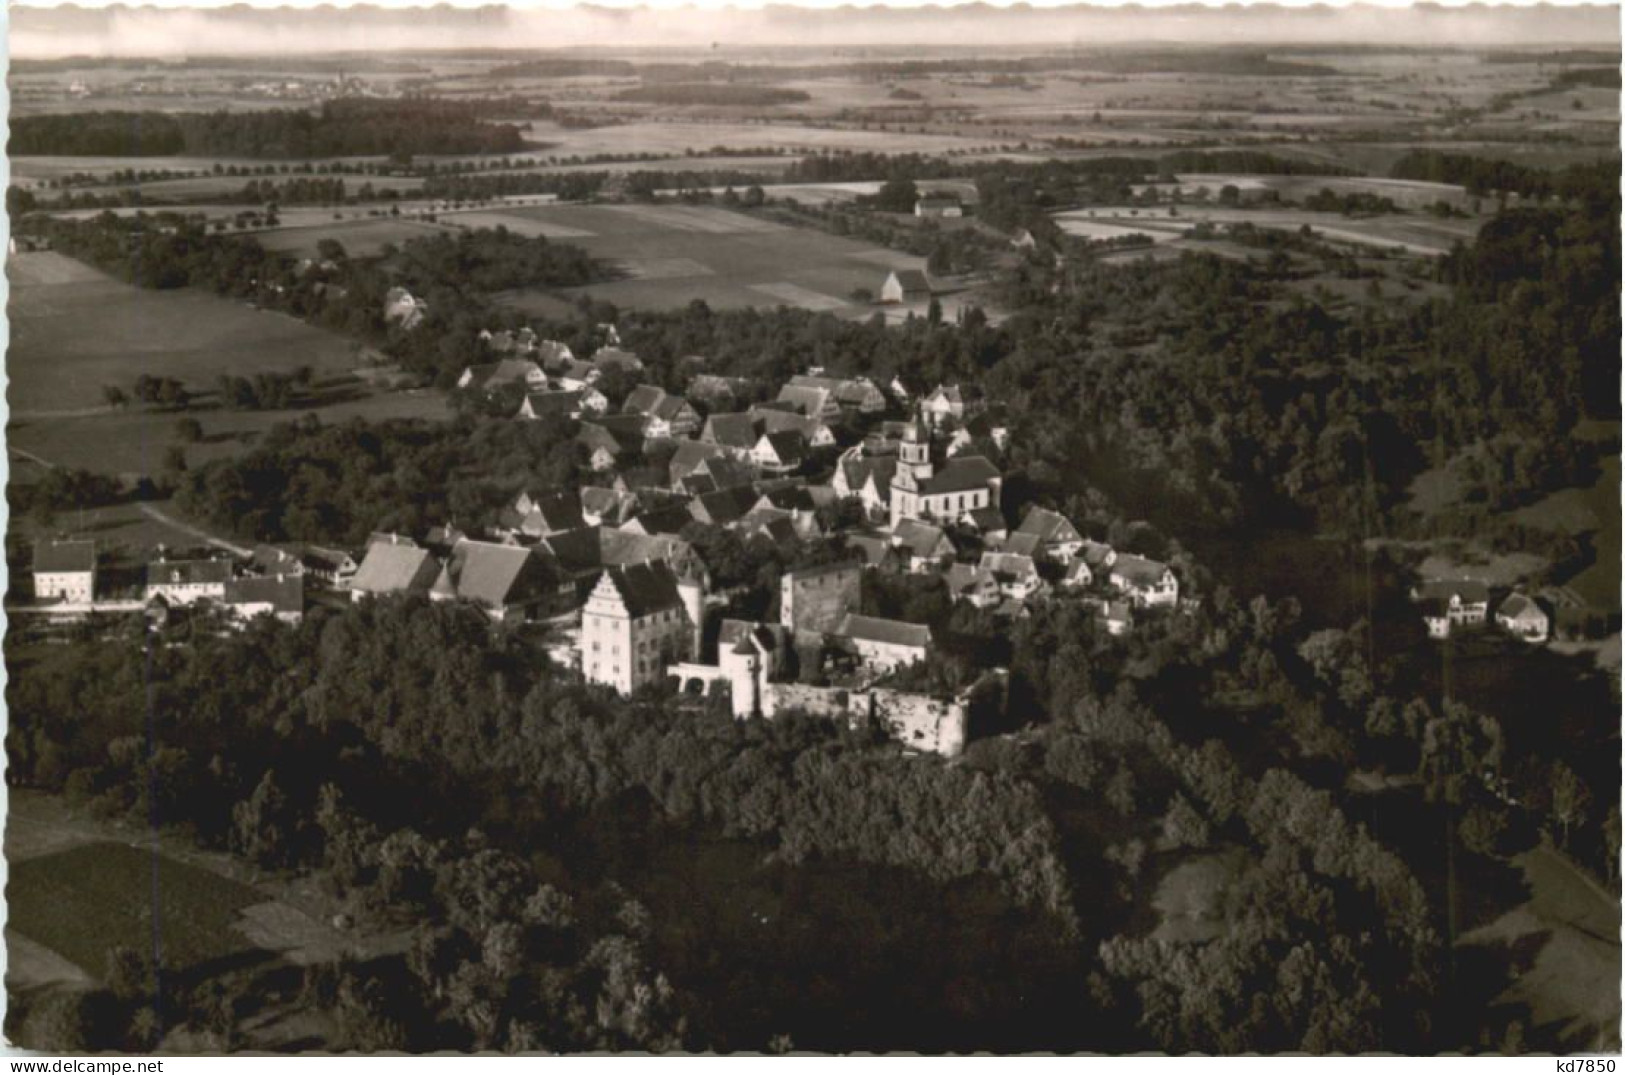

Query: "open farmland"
(254, 215), (456, 257)
(8, 251), (358, 413)
(1055, 202), (1485, 256)
(472, 202), (929, 315)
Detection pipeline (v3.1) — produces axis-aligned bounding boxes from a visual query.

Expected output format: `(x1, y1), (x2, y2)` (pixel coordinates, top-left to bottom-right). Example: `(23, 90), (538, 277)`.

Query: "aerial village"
(22, 324), (1563, 757)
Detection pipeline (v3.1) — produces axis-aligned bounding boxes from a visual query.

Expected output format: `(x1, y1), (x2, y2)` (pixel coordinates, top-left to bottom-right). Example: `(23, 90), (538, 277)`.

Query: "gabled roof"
(599, 528), (691, 569)
(34, 539), (96, 574)
(522, 492), (585, 535)
(743, 514), (799, 546)
(702, 456), (758, 491)
(1002, 532), (1043, 559)
(888, 269), (930, 293)
(844, 533), (897, 568)
(1415, 578), (1490, 604)
(1014, 506), (1082, 545)
(750, 407), (828, 442)
(775, 384), (834, 417)
(757, 430), (807, 464)
(1080, 539), (1116, 569)
(626, 504), (695, 537)
(691, 485), (760, 527)
(945, 561), (999, 597)
(925, 384), (964, 407)
(536, 340), (575, 368)
(521, 388), (585, 419)
(891, 519), (951, 559)
(581, 486), (637, 524)
(838, 613), (931, 650)
(963, 506), (1006, 533)
(623, 384), (667, 415)
(1498, 593), (1545, 620)
(841, 454), (898, 495)
(591, 347), (644, 373)
(223, 573), (304, 615)
(1112, 553), (1172, 587)
(541, 526), (604, 575)
(445, 539), (553, 610)
(917, 455), (1000, 496)
(352, 543), (442, 596)
(785, 559), (864, 583)
(601, 562), (683, 618)
(703, 412), (760, 450)
(462, 357), (542, 392)
(670, 439), (727, 479)
(720, 618), (786, 655)
(146, 558), (233, 587)
(980, 550), (1039, 581)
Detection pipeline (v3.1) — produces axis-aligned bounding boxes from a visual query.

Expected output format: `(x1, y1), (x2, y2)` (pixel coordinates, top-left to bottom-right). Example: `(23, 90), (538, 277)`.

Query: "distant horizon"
(11, 2), (1621, 60)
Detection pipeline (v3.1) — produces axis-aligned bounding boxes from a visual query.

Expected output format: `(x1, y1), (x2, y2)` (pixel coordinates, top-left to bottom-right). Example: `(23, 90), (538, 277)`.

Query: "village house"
(145, 557), (234, 606)
(921, 385), (966, 429)
(890, 519), (956, 573)
(700, 412), (762, 456)
(788, 373), (889, 415)
(686, 373), (751, 412)
(914, 194), (964, 218)
(535, 339), (576, 370)
(837, 613), (932, 674)
(590, 347), (645, 378)
(752, 430), (808, 474)
(1109, 554), (1180, 609)
(1009, 506), (1085, 563)
(774, 383), (841, 421)
(689, 485), (761, 529)
(979, 551), (1045, 602)
(833, 448), (899, 520)
(432, 539), (559, 621)
(945, 561), (1002, 609)
(457, 357), (547, 395)
(552, 359), (603, 391)
(947, 408), (1013, 456)
(623, 384), (702, 438)
(350, 540), (443, 602)
(880, 269), (931, 305)
(518, 386), (607, 422)
(1410, 579), (1490, 638)
(33, 539), (97, 603)
(750, 407), (836, 449)
(499, 491), (585, 539)
(580, 487), (639, 528)
(580, 562), (703, 696)
(669, 440), (730, 487)
(223, 573), (304, 625)
(959, 506), (1008, 544)
(1495, 593), (1550, 644)
(577, 415), (650, 471)
(1096, 599), (1134, 636)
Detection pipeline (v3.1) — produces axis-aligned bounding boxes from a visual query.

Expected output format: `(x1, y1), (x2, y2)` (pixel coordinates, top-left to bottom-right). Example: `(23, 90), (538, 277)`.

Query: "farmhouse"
(145, 557), (233, 606)
(788, 374), (888, 415)
(890, 519), (956, 573)
(922, 385), (965, 428)
(435, 539), (558, 621)
(383, 287), (428, 330)
(1110, 555), (1179, 609)
(1410, 579), (1489, 637)
(1495, 593), (1550, 644)
(580, 563), (703, 696)
(350, 540), (443, 602)
(881, 269), (931, 305)
(775, 383), (841, 421)
(33, 539), (97, 603)
(701, 412), (761, 456)
(750, 407), (836, 449)
(518, 387), (606, 422)
(833, 450), (899, 519)
(752, 431), (808, 474)
(945, 562), (1002, 608)
(979, 551), (1045, 601)
(836, 613), (932, 674)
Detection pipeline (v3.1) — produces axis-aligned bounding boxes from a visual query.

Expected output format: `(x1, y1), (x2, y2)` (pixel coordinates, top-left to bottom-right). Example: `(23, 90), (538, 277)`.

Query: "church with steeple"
(888, 412), (1002, 529)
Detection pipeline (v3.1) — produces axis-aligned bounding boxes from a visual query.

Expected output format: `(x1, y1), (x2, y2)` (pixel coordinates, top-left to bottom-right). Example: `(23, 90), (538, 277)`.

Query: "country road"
(1463, 840), (1621, 1052)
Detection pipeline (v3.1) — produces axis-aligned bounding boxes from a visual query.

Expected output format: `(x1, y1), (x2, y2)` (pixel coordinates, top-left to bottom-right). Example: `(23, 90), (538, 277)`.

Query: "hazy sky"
(10, 2), (1621, 60)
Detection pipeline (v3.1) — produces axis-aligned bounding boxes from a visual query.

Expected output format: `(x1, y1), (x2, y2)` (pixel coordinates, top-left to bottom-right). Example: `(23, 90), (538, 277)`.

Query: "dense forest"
(9, 100), (534, 159)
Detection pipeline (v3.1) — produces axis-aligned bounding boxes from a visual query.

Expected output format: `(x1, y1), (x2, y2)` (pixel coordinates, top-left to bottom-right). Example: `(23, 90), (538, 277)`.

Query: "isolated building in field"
(33, 539), (97, 604)
(580, 563), (704, 696)
(880, 269), (931, 305)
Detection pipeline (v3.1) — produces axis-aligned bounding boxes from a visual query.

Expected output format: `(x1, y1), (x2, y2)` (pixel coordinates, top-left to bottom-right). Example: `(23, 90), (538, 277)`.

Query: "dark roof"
(888, 269), (930, 293)
(629, 504), (696, 536)
(522, 389), (585, 419)
(592, 347), (644, 372)
(670, 439), (727, 478)
(720, 619), (785, 654)
(892, 519), (951, 559)
(703, 456), (758, 491)
(1498, 593), (1546, 620)
(541, 526), (604, 575)
(692, 485), (759, 526)
(34, 539), (96, 574)
(842, 454), (898, 494)
(603, 562), (683, 618)
(916, 455), (999, 496)
(775, 384), (833, 417)
(223, 573), (304, 615)
(462, 357), (541, 392)
(1002, 532), (1043, 558)
(838, 613), (931, 650)
(1112, 554), (1171, 586)
(760, 430), (807, 463)
(786, 559), (864, 583)
(844, 533), (896, 567)
(704, 412), (760, 450)
(964, 506), (1006, 532)
(1415, 579), (1490, 604)
(146, 558), (234, 586)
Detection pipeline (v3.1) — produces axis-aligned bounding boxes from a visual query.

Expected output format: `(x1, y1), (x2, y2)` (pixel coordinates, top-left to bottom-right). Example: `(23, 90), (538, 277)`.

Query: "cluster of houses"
(28, 538), (309, 626)
(1409, 578), (1565, 645)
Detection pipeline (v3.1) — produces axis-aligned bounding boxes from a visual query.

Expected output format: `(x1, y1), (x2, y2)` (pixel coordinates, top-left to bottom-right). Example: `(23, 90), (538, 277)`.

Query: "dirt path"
(1462, 841), (1621, 1051)
(138, 502), (252, 557)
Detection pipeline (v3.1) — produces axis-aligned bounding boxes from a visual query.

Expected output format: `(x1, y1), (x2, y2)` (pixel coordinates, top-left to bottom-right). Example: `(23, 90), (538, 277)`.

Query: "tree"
(174, 417), (204, 444)
(103, 384), (129, 409)
(1549, 761), (1591, 848)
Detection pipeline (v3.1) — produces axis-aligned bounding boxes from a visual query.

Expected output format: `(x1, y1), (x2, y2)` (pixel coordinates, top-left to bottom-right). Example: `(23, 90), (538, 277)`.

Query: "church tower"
(890, 411), (934, 528)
